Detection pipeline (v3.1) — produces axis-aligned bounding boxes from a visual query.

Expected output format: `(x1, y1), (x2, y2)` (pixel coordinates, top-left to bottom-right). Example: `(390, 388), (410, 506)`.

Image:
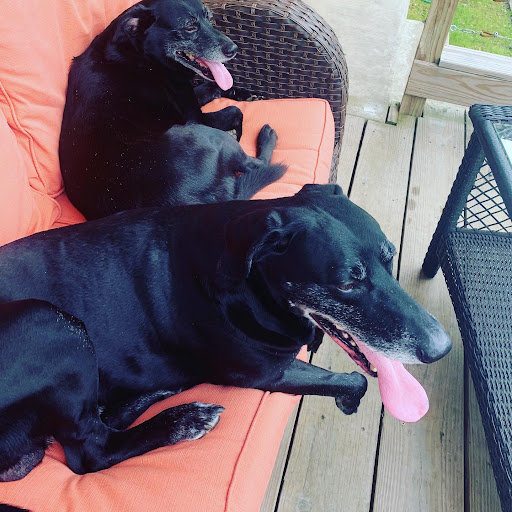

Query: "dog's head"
(108, 0), (237, 90)
(217, 184), (452, 420)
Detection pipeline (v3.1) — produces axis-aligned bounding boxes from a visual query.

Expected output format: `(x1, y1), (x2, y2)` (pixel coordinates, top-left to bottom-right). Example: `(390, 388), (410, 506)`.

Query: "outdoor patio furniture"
(0, 0), (347, 510)
(423, 104), (512, 511)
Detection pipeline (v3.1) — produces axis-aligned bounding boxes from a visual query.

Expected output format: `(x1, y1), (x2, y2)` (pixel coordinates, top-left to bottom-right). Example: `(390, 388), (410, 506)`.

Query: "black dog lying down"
(0, 184), (451, 480)
(59, 0), (285, 220)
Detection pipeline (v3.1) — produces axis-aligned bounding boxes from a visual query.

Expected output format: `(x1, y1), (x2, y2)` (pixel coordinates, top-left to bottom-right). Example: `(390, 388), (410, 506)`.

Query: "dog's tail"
(236, 161), (287, 200)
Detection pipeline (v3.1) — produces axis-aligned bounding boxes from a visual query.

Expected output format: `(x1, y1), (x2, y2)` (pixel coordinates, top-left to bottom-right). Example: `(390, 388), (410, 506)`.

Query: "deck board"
(372, 104), (466, 512)
(260, 404), (299, 512)
(347, 116), (416, 244)
(337, 115), (366, 193)
(274, 344), (381, 512)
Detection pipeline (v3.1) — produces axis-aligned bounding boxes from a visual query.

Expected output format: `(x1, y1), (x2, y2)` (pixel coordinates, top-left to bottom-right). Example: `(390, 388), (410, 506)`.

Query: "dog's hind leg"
(44, 329), (223, 473)
(0, 300), (94, 480)
(52, 344), (223, 474)
(0, 444), (47, 482)
(234, 124), (287, 198)
(67, 402), (224, 474)
(100, 389), (184, 429)
(256, 124), (278, 164)
(0, 300), (222, 476)
(25, 310), (224, 474)
(0, 504), (30, 511)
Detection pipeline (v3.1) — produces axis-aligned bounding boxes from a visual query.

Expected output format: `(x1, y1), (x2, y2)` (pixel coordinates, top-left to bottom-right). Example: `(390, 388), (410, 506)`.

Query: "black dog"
(59, 0), (285, 220)
(0, 184), (451, 480)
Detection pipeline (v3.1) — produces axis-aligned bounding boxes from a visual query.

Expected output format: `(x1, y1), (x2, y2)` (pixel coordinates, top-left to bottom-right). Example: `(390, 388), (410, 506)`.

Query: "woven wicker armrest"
(203, 0), (348, 181)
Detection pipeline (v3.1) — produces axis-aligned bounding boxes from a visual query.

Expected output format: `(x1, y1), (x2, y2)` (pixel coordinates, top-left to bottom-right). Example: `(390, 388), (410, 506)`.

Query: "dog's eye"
(269, 232), (292, 254)
(337, 283), (356, 293)
(184, 18), (199, 32)
(380, 241), (396, 263)
(274, 237), (290, 253)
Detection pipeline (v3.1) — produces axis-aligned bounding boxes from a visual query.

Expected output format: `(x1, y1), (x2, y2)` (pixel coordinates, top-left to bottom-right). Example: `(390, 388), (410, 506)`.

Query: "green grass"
(408, 0), (512, 57)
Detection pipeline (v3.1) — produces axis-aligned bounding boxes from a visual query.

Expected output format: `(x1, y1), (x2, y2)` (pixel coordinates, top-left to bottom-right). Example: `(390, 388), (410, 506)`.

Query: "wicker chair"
(0, 1), (349, 510)
(204, 0), (348, 183)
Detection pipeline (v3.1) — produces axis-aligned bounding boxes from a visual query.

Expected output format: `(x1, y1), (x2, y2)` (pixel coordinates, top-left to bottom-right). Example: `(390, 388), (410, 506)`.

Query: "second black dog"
(59, 0), (286, 219)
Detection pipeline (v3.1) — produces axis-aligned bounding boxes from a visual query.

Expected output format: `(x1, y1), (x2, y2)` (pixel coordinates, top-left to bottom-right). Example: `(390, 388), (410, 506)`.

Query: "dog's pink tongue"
(196, 58), (233, 91)
(358, 343), (429, 422)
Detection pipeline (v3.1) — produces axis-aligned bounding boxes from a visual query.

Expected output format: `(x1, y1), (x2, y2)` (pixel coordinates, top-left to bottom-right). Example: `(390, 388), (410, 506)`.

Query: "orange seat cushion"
(0, 1), (335, 511)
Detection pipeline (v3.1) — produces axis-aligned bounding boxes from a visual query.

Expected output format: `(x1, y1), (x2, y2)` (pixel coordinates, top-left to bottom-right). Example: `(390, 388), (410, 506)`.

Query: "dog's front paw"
(223, 86), (262, 102)
(167, 402), (225, 443)
(223, 105), (243, 141)
(335, 395), (361, 415)
(334, 372), (367, 415)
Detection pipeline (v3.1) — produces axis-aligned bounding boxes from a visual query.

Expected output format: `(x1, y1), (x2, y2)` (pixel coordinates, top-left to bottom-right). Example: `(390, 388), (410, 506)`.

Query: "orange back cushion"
(0, 0), (138, 244)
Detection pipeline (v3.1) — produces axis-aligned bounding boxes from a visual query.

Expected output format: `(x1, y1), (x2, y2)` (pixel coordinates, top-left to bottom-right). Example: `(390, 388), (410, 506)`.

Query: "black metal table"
(423, 104), (512, 511)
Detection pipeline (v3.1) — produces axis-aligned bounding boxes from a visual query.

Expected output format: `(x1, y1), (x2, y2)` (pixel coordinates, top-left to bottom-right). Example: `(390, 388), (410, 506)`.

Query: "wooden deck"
(260, 102), (502, 512)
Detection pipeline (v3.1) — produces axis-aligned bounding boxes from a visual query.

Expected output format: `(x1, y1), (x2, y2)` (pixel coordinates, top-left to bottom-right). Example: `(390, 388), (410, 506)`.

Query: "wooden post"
(400, 0), (459, 116)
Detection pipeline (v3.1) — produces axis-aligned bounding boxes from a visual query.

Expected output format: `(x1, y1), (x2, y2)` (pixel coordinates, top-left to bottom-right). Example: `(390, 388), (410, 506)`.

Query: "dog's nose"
(416, 326), (452, 363)
(223, 42), (238, 59)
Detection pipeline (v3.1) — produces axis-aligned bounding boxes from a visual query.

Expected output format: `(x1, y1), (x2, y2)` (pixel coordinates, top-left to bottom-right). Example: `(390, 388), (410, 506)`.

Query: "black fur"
(59, 0), (286, 220)
(0, 184), (451, 479)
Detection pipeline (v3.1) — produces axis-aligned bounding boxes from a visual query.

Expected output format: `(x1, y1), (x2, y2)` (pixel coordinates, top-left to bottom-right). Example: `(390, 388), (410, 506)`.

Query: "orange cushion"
(0, 1), (335, 511)
(202, 97), (334, 200)
(0, 0), (135, 245)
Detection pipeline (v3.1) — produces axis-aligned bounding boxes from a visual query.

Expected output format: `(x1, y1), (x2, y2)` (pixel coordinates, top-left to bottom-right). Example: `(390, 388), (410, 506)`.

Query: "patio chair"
(0, 0), (347, 510)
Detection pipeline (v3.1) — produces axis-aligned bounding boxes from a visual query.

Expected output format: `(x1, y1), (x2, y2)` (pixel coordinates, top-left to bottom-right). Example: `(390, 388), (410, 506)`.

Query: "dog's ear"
(296, 184), (344, 197)
(112, 5), (156, 44)
(216, 209), (294, 288)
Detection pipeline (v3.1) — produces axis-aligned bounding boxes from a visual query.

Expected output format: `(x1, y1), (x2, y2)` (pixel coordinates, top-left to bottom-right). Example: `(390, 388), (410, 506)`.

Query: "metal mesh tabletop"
(458, 159), (512, 233)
